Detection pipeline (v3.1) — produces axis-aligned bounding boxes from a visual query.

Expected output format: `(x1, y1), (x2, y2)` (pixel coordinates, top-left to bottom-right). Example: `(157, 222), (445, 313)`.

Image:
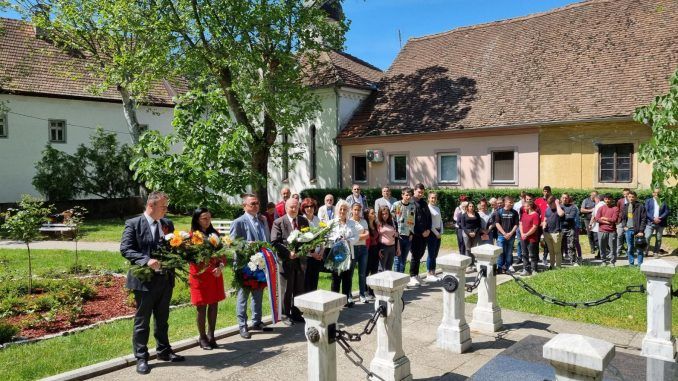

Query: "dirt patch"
(6, 276), (135, 340)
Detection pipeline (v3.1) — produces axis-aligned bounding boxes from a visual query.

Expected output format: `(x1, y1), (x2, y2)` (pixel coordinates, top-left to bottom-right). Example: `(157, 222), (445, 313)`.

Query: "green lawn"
(78, 214), (194, 242)
(0, 249), (131, 277)
(467, 265), (678, 334)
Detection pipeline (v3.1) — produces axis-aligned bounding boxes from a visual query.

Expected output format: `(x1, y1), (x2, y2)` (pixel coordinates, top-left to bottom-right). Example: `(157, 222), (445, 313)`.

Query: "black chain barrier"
(465, 266), (487, 292)
(335, 304), (387, 381)
(507, 272), (645, 308)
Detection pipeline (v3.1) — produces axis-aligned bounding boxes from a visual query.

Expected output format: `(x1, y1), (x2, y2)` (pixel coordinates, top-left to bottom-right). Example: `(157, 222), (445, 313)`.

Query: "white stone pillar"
(543, 334), (615, 381)
(640, 259), (677, 362)
(436, 254), (472, 353)
(295, 290), (347, 381)
(366, 271), (412, 381)
(469, 244), (503, 333)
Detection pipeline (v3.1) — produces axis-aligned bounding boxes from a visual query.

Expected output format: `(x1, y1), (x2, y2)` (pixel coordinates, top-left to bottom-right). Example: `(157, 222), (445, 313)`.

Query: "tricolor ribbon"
(260, 247), (282, 323)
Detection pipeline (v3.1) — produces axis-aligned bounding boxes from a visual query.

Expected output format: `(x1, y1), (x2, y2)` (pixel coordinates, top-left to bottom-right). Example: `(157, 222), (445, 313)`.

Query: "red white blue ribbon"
(261, 247), (282, 323)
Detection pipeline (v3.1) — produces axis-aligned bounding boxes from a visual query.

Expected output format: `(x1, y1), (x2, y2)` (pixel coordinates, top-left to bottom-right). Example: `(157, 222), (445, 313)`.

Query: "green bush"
(301, 187), (675, 226)
(0, 296), (27, 318)
(0, 320), (19, 344)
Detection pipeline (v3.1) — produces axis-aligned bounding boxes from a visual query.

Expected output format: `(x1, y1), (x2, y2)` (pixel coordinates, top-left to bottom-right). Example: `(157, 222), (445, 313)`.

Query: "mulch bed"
(6, 276), (136, 340)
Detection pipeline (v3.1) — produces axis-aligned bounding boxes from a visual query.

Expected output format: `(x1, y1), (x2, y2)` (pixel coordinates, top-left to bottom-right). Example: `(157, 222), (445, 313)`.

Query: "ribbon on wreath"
(261, 247), (282, 323)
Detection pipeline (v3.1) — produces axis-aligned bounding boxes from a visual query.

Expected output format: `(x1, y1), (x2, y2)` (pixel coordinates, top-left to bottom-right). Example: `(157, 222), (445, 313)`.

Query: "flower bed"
(1, 276), (135, 341)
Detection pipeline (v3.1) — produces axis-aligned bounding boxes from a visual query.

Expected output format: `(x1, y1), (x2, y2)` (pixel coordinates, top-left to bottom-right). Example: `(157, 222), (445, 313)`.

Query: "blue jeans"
(236, 287), (263, 328)
(624, 229), (644, 266)
(496, 234), (515, 270)
(354, 245), (369, 297)
(393, 235), (410, 273)
(426, 234), (441, 272)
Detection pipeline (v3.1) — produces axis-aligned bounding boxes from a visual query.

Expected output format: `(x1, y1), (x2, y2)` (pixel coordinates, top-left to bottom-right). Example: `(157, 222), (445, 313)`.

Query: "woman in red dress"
(189, 208), (226, 350)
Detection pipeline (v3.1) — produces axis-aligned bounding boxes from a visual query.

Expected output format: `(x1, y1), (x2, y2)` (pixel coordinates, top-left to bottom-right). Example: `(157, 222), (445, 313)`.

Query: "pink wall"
(341, 132), (539, 189)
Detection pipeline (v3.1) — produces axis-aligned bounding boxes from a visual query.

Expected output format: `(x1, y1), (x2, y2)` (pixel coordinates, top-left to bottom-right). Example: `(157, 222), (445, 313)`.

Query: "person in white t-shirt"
(589, 194), (605, 260)
(425, 192), (443, 282)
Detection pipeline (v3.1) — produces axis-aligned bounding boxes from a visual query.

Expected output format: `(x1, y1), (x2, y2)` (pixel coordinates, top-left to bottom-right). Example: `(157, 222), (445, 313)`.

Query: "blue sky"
(1, 0), (583, 70)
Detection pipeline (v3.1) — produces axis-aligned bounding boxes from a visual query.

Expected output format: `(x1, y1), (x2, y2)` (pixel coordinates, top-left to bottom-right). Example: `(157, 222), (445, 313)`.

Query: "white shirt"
(374, 197), (396, 212)
(653, 198), (660, 219)
(287, 214), (298, 229)
(143, 212), (159, 239)
(591, 201), (606, 233)
(429, 204), (443, 235)
(304, 214), (321, 228)
(353, 218), (368, 246)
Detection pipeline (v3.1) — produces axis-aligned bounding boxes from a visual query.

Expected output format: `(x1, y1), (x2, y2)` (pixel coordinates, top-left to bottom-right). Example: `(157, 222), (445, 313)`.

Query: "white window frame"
(48, 119), (67, 143)
(389, 153), (408, 184)
(489, 148), (517, 185)
(352, 155), (367, 183)
(436, 152), (460, 184)
(0, 113), (7, 138)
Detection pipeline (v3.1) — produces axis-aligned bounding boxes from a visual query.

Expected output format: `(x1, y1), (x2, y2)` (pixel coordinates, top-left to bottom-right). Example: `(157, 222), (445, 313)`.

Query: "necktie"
(293, 218), (298, 230)
(328, 208), (334, 220)
(151, 221), (158, 240)
(253, 217), (264, 241)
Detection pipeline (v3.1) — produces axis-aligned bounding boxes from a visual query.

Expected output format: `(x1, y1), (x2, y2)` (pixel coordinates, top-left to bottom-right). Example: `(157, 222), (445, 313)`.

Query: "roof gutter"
(337, 115), (635, 145)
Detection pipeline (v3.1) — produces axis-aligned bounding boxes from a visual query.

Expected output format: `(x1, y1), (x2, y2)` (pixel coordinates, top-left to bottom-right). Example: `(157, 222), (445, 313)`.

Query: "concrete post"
(436, 254), (472, 353)
(543, 334), (615, 381)
(366, 271), (412, 381)
(295, 290), (347, 381)
(469, 244), (503, 333)
(640, 259), (677, 362)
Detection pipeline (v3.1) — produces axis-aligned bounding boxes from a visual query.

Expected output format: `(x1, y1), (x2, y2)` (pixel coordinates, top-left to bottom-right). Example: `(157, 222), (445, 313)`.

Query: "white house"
(0, 18), (177, 203)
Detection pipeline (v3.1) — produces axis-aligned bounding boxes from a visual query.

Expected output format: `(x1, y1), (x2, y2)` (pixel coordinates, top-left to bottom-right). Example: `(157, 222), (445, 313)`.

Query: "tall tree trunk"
(251, 145), (270, 214)
(118, 84), (148, 198)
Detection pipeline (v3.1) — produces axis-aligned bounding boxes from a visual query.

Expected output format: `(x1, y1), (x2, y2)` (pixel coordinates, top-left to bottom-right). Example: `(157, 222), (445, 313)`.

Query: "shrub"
(32, 296), (59, 313)
(0, 296), (27, 318)
(0, 320), (19, 344)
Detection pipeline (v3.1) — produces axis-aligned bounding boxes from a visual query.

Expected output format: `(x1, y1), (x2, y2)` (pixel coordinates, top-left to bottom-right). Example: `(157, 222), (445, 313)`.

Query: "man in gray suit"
(120, 191), (184, 375)
(229, 193), (272, 339)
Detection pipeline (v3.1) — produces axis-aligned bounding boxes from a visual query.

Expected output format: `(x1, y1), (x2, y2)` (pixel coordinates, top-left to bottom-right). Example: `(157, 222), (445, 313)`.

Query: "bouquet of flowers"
(286, 221), (334, 257)
(130, 230), (225, 282)
(324, 238), (352, 273)
(224, 237), (275, 290)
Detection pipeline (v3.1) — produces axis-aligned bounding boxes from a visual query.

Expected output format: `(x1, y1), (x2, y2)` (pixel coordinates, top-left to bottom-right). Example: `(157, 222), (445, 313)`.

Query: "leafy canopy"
(633, 68), (678, 204)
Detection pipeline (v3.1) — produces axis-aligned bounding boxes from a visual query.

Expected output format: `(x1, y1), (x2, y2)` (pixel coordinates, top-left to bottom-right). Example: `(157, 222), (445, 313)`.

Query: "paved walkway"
(89, 274), (649, 381)
(0, 240), (120, 251)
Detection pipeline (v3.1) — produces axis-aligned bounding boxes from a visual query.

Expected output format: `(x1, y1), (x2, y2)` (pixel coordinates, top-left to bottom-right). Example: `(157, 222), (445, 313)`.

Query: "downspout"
(335, 85), (343, 189)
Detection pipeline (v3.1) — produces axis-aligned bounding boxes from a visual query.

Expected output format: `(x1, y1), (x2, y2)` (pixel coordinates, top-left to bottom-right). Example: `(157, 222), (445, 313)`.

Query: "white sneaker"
(359, 296), (367, 303)
(424, 274), (439, 282)
(407, 276), (420, 287)
(466, 265), (476, 274)
(508, 266), (515, 273)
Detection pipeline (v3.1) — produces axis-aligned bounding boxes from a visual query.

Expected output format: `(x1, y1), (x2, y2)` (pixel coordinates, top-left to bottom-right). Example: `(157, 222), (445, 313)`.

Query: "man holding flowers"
(230, 194), (272, 339)
(120, 191), (184, 375)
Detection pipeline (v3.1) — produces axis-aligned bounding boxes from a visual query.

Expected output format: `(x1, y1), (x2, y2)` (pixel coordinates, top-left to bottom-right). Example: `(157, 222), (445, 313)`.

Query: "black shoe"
(291, 315), (305, 323)
(136, 359), (150, 375)
(157, 352), (185, 362)
(250, 322), (273, 332)
(239, 326), (251, 339)
(199, 337), (212, 350)
(344, 302), (355, 308)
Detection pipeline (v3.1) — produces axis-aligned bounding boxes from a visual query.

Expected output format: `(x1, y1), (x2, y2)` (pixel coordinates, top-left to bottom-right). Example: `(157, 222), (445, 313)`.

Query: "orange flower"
(208, 234), (219, 247)
(191, 231), (204, 245)
(169, 235), (183, 248)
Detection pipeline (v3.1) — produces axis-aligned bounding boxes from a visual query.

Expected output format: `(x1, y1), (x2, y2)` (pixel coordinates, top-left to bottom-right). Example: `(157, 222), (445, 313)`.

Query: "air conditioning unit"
(366, 149), (384, 162)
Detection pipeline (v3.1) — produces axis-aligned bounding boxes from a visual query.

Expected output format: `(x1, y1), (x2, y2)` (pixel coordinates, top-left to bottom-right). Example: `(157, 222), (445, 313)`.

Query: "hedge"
(300, 187), (677, 228)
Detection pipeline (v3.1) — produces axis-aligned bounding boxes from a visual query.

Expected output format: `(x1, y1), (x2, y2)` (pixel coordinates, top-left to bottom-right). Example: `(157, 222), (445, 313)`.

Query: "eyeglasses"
(304, 205), (314, 209)
(247, 202), (260, 206)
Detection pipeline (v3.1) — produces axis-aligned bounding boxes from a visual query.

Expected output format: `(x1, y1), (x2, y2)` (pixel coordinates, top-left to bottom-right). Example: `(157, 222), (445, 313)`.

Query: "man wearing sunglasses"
(230, 194), (272, 339)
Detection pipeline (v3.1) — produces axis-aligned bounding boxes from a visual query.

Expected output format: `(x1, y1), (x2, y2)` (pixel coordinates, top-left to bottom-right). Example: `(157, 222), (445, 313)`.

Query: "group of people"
(120, 184), (669, 375)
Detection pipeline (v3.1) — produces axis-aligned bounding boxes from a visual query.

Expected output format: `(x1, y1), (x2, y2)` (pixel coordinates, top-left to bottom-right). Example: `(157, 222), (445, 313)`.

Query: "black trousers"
(409, 234), (427, 277)
(282, 259), (305, 317)
(331, 261), (355, 299)
(304, 257), (324, 292)
(133, 274), (173, 360)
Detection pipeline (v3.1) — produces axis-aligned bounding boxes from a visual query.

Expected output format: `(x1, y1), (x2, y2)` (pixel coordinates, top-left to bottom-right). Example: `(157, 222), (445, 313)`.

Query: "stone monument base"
(370, 356), (413, 381)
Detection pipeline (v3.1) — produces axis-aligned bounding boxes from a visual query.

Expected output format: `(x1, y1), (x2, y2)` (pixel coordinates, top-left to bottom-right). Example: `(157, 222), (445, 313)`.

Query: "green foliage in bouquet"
(223, 238), (275, 290)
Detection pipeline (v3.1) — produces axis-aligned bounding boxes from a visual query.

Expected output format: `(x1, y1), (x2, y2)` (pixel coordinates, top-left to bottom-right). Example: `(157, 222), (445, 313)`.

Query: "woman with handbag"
(328, 200), (358, 307)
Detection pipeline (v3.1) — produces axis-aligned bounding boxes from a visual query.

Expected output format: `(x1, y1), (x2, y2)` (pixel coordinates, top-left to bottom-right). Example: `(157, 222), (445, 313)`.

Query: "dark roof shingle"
(0, 18), (181, 106)
(303, 50), (382, 90)
(340, 0), (678, 139)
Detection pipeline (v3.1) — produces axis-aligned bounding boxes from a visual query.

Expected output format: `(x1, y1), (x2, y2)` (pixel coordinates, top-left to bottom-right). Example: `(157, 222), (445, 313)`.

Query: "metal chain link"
(335, 305), (387, 380)
(507, 272), (645, 308)
(465, 266), (487, 292)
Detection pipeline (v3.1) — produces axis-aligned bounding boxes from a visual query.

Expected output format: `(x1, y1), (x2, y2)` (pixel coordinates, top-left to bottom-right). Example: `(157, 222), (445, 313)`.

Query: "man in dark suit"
(120, 191), (184, 375)
(271, 197), (309, 325)
(230, 193), (272, 339)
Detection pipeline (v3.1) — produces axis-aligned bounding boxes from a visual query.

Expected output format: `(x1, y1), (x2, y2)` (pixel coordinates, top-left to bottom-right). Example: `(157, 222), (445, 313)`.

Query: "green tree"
(1, 195), (52, 294)
(33, 128), (137, 201)
(133, 0), (347, 209)
(633, 68), (678, 204)
(32, 144), (81, 201)
(15, 0), (172, 144)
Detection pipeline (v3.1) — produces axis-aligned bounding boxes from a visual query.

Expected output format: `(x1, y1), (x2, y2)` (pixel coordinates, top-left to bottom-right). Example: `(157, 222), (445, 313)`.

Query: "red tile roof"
(340, 0), (678, 140)
(302, 50), (383, 90)
(0, 18), (181, 106)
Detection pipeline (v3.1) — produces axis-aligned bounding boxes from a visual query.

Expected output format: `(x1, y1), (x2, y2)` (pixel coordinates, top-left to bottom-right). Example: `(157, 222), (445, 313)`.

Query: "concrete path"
(0, 240), (120, 252)
(90, 274), (648, 381)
